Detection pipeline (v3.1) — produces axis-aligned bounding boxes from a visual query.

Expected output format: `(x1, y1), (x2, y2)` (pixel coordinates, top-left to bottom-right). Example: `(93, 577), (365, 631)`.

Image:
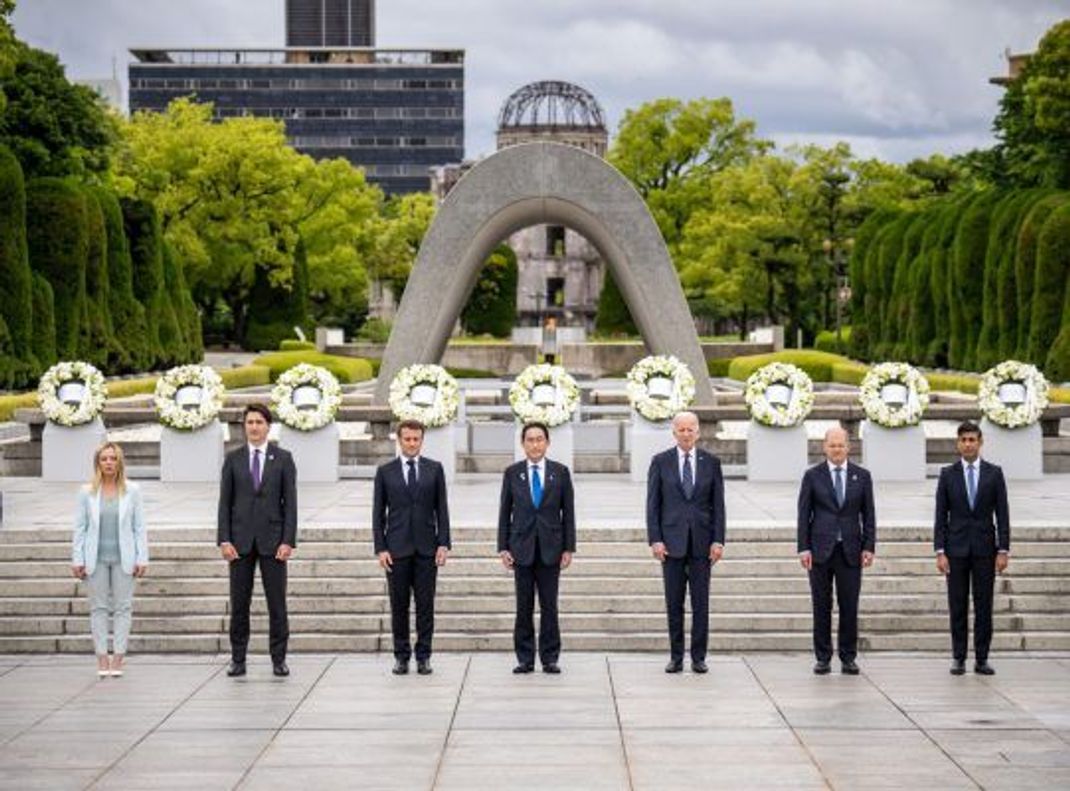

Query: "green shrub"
(830, 361), (869, 386)
(445, 367), (498, 379)
(30, 272), (56, 368)
(0, 391), (37, 422)
(1028, 203), (1070, 371)
(595, 270), (638, 336)
(726, 350), (848, 382)
(847, 208), (898, 360)
(219, 364), (272, 389)
(279, 340), (316, 352)
(0, 146), (35, 380)
(80, 189), (120, 369)
(707, 357), (733, 377)
(158, 243), (189, 365)
(461, 244), (518, 337)
(949, 192), (999, 369)
(92, 187), (149, 372)
(121, 197), (165, 364)
(1015, 194), (1067, 357)
(244, 238), (311, 352)
(251, 351), (373, 383)
(814, 327), (852, 354)
(26, 178), (89, 359)
(356, 317), (392, 343)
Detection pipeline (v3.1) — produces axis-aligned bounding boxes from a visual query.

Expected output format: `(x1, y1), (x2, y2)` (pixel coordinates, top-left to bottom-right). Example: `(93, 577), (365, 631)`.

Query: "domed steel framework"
(497, 80), (606, 131)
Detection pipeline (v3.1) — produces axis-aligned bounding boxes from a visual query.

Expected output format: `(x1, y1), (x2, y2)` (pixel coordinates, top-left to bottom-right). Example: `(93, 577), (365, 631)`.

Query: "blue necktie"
(834, 466), (845, 508)
(682, 453), (694, 499)
(531, 465), (543, 508)
(966, 464), (976, 509)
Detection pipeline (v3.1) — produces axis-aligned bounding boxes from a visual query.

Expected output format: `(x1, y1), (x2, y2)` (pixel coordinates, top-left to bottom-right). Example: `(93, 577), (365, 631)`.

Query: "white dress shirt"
(402, 454), (420, 484)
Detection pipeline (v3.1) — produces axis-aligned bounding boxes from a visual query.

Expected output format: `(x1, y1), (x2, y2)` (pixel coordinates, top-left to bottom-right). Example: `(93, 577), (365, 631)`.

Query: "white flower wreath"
(37, 361), (107, 426)
(859, 362), (931, 428)
(626, 355), (696, 422)
(509, 364), (580, 427)
(271, 364), (342, 431)
(154, 365), (225, 431)
(744, 362), (814, 428)
(978, 360), (1049, 428)
(388, 364), (460, 428)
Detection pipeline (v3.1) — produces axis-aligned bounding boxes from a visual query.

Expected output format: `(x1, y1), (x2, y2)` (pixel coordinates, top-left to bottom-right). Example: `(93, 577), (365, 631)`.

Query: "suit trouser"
(662, 538), (712, 663)
(229, 545), (289, 663)
(388, 554), (438, 661)
(947, 553), (996, 662)
(514, 551), (561, 666)
(87, 560), (136, 655)
(808, 543), (862, 663)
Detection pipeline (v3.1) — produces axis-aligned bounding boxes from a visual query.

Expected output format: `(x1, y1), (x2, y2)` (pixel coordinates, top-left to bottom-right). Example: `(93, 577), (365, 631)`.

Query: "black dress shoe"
(392, 659), (409, 675)
(950, 659), (966, 675)
(417, 659), (432, 675)
(226, 661), (246, 677)
(691, 660), (709, 674)
(841, 660), (860, 675)
(542, 663), (561, 674)
(814, 660), (831, 675)
(974, 662), (995, 676)
(665, 660), (684, 674)
(272, 661), (289, 677)
(513, 663), (534, 674)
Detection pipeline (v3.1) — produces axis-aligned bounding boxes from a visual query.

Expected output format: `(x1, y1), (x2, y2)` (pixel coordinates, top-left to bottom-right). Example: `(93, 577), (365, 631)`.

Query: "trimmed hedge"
(121, 197), (165, 364)
(279, 340), (317, 352)
(1014, 194), (1067, 358)
(250, 351), (373, 384)
(80, 189), (120, 369)
(726, 350), (847, 383)
(244, 238), (311, 352)
(1029, 203), (1070, 375)
(461, 244), (518, 337)
(814, 327), (852, 355)
(707, 357), (733, 377)
(595, 270), (638, 336)
(0, 146), (35, 383)
(92, 187), (149, 372)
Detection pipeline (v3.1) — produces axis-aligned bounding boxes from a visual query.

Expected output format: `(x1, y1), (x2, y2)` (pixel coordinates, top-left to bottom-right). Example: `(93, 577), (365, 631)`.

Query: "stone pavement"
(0, 653), (1067, 790)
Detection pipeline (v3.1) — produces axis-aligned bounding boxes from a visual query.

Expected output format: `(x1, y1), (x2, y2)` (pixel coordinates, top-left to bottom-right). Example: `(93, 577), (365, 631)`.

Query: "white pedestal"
(280, 423), (339, 483)
(861, 422), (926, 481)
(746, 422), (808, 482)
(406, 423), (456, 484)
(515, 421), (574, 470)
(629, 412), (671, 482)
(980, 419), (1043, 479)
(42, 418), (106, 482)
(161, 422), (224, 483)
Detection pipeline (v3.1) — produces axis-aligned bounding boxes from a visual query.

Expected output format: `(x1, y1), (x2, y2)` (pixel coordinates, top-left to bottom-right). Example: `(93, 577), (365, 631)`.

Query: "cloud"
(10, 0), (1067, 162)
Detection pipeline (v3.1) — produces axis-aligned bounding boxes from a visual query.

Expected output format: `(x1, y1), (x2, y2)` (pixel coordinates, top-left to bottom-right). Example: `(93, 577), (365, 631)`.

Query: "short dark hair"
(957, 421), (982, 438)
(397, 419), (426, 436)
(521, 422), (550, 441)
(243, 403), (272, 425)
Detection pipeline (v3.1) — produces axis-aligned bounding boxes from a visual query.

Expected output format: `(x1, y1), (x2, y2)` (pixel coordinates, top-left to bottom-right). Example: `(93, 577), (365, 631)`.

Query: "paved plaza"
(0, 652), (1067, 790)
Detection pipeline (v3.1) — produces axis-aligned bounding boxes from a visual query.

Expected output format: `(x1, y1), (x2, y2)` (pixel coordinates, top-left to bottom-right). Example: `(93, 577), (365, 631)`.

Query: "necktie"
(966, 464), (976, 509)
(406, 459), (416, 489)
(252, 449), (262, 491)
(682, 453), (694, 499)
(834, 466), (845, 507)
(531, 465), (543, 508)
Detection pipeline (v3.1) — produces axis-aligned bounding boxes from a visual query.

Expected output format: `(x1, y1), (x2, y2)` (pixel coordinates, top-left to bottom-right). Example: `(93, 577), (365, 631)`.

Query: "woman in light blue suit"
(71, 442), (149, 677)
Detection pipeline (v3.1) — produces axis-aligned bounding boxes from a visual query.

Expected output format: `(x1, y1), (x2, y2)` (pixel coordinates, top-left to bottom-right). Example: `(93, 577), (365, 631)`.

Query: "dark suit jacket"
(217, 443), (298, 555)
(372, 456), (451, 558)
(497, 459), (576, 567)
(797, 461), (877, 565)
(646, 447), (726, 557)
(934, 459), (1010, 558)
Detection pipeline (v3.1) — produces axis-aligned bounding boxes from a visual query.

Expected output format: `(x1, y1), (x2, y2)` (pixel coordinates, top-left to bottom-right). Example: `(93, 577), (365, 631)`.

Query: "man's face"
(398, 427), (424, 458)
(522, 427), (549, 463)
(672, 415), (699, 452)
(824, 431), (849, 466)
(957, 432), (982, 463)
(244, 412), (270, 445)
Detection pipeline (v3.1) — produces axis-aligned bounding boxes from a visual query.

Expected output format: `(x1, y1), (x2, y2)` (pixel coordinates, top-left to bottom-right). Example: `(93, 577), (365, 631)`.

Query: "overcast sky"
(11, 1), (1067, 162)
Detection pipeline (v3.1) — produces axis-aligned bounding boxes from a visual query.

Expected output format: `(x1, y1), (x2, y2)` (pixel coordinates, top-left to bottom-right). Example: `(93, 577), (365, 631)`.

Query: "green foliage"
(26, 177), (88, 359)
(80, 188), (120, 369)
(726, 349), (848, 382)
(121, 196), (166, 365)
(977, 191), (1036, 368)
(0, 144), (34, 381)
(158, 243), (189, 365)
(887, 213), (924, 358)
(0, 390), (36, 421)
(279, 340), (316, 351)
(244, 237), (311, 351)
(948, 192), (999, 369)
(250, 351), (373, 384)
(847, 208), (896, 358)
(461, 244), (518, 337)
(0, 41), (117, 179)
(355, 317), (392, 343)
(29, 271), (55, 368)
(814, 327), (852, 354)
(707, 357), (733, 377)
(1015, 194), (1068, 357)
(1029, 203), (1070, 374)
(595, 270), (638, 336)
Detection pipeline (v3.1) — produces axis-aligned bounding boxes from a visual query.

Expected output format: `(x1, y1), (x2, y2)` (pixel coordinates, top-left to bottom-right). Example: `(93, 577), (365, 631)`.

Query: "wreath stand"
(861, 422), (926, 481)
(161, 421), (225, 482)
(42, 418), (106, 482)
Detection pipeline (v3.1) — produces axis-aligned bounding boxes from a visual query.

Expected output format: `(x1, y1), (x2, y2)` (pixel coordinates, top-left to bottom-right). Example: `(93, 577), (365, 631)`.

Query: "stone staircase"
(1, 525), (1068, 654)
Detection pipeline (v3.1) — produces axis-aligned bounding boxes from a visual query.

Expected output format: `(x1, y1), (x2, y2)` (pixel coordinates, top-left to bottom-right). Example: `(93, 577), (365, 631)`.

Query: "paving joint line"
(430, 654), (472, 791)
(605, 655), (636, 791)
(1, 660), (103, 749)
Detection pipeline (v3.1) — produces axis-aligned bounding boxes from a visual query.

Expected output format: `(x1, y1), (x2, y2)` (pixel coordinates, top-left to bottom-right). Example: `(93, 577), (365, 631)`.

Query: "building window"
(547, 277), (566, 307)
(546, 226), (566, 257)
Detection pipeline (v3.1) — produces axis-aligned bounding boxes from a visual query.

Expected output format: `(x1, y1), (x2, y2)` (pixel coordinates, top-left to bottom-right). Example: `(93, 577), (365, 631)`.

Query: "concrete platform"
(0, 652), (1066, 789)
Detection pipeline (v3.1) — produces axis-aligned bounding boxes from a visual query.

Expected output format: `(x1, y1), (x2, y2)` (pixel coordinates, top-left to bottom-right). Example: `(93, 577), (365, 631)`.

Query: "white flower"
(271, 364), (342, 431)
(859, 362), (930, 428)
(155, 365), (225, 431)
(626, 355), (696, 423)
(978, 360), (1049, 428)
(744, 363), (814, 428)
(37, 361), (107, 426)
(389, 364), (460, 428)
(508, 364), (580, 427)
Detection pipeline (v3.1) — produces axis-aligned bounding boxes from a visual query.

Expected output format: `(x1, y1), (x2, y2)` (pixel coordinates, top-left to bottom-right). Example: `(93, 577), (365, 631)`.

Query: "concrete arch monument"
(374, 142), (714, 405)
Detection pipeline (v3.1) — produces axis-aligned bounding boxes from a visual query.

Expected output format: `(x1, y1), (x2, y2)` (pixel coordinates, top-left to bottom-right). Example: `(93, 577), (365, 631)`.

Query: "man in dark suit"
(647, 411), (726, 674)
(497, 422), (576, 674)
(373, 419), (451, 676)
(797, 426), (876, 675)
(935, 421), (1010, 676)
(217, 403), (298, 678)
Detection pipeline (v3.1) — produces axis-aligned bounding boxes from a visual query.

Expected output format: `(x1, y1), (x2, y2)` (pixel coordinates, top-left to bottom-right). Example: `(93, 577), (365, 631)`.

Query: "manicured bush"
(158, 243), (189, 365)
(30, 272), (56, 368)
(707, 357), (733, 377)
(0, 146), (35, 380)
(830, 360), (869, 386)
(996, 192), (1048, 360)
(887, 213), (924, 359)
(0, 390), (38, 422)
(355, 317), (391, 343)
(26, 178), (89, 359)
(461, 244), (518, 337)
(121, 197), (165, 365)
(873, 213), (912, 358)
(847, 208), (898, 360)
(1028, 203), (1070, 372)
(595, 270), (638, 336)
(949, 191), (999, 370)
(726, 350), (846, 382)
(1014, 194), (1067, 358)
(80, 189), (120, 369)
(814, 327), (852, 354)
(244, 239), (312, 352)
(250, 351), (373, 383)
(279, 340), (316, 352)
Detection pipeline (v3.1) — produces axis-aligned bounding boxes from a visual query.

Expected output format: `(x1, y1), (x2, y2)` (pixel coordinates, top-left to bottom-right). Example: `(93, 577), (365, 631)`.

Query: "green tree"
(1014, 194), (1068, 357)
(30, 271), (55, 368)
(362, 191), (436, 301)
(1028, 203), (1070, 370)
(80, 188), (120, 368)
(949, 192), (1000, 369)
(0, 144), (34, 378)
(0, 0), (16, 116)
(121, 197), (166, 365)
(244, 237), (311, 351)
(160, 242), (191, 363)
(461, 244), (518, 337)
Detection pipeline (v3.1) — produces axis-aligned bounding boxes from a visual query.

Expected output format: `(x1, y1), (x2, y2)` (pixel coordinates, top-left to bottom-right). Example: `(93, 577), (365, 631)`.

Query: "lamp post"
(822, 237), (854, 347)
